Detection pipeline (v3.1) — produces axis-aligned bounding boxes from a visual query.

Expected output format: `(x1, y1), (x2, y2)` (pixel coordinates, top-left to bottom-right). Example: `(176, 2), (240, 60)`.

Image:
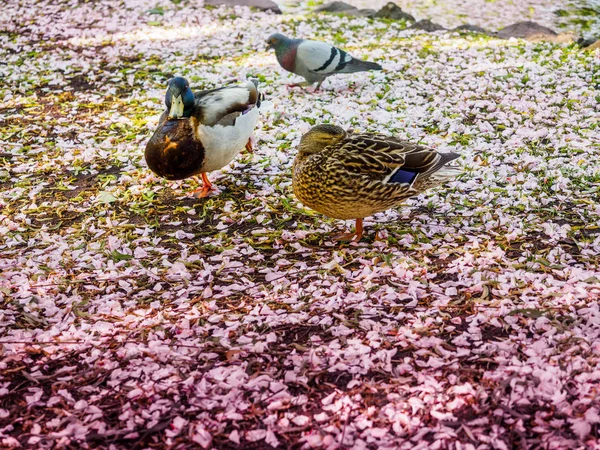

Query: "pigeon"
(266, 33), (382, 90)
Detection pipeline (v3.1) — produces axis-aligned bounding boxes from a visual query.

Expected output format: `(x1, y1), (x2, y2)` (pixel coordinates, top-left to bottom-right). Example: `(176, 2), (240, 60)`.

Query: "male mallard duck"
(292, 124), (461, 242)
(145, 77), (263, 197)
(266, 33), (382, 91)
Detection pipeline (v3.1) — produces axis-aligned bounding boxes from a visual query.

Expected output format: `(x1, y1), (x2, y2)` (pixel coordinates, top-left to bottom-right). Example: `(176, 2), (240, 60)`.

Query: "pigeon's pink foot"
(286, 83), (307, 89)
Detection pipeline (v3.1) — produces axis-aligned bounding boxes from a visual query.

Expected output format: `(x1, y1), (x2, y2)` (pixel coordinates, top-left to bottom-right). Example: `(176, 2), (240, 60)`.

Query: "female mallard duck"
(292, 124), (461, 242)
(145, 77), (263, 197)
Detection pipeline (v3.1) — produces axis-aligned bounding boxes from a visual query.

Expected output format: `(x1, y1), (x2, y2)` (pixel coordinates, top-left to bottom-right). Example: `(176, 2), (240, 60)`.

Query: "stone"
(496, 21), (557, 40)
(315, 2), (376, 17)
(585, 40), (600, 50)
(577, 36), (598, 47)
(342, 8), (377, 17)
(204, 0), (281, 14)
(409, 19), (446, 32)
(374, 3), (415, 22)
(495, 22), (576, 43)
(453, 24), (489, 35)
(315, 1), (358, 13)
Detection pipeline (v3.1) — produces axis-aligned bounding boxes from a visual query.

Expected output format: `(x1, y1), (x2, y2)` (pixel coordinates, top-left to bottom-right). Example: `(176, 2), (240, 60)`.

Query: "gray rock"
(347, 8), (377, 17)
(205, 0), (281, 13)
(494, 21), (577, 43)
(584, 40), (600, 50)
(315, 2), (376, 17)
(316, 1), (358, 13)
(374, 2), (415, 21)
(496, 21), (557, 40)
(577, 36), (598, 47)
(409, 19), (446, 32)
(453, 24), (489, 34)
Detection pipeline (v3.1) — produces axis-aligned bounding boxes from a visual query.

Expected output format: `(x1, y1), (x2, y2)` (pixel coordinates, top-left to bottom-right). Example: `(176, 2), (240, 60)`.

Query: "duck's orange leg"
(332, 218), (364, 242)
(191, 173), (215, 198)
(245, 136), (255, 153)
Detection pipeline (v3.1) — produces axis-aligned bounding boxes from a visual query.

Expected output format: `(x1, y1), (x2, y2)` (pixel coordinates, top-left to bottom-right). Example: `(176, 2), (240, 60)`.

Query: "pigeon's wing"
(296, 40), (354, 76)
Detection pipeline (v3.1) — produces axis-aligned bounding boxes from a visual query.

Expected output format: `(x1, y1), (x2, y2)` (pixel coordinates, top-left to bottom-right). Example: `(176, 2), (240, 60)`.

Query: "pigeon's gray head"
(266, 33), (291, 52)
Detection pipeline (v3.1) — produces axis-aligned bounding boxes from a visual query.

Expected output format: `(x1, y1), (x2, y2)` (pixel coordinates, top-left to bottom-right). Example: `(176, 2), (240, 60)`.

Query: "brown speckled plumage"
(292, 124), (461, 240)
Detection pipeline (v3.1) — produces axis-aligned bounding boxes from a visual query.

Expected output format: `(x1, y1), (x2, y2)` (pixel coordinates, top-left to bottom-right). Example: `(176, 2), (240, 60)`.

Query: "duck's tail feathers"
(420, 152), (461, 185)
(426, 152), (461, 175)
(247, 78), (265, 108)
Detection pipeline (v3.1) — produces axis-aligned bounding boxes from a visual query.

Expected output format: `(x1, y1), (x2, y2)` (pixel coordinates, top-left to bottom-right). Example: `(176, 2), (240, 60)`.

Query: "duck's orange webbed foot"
(332, 231), (359, 242)
(245, 136), (255, 153)
(332, 218), (364, 242)
(191, 173), (215, 198)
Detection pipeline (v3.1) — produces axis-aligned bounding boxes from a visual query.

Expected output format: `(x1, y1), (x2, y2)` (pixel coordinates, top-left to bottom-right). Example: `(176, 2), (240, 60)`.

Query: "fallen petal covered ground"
(1, 0), (599, 449)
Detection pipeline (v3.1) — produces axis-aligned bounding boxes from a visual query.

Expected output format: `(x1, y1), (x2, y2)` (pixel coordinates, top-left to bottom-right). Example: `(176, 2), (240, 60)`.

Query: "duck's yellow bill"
(168, 94), (185, 119)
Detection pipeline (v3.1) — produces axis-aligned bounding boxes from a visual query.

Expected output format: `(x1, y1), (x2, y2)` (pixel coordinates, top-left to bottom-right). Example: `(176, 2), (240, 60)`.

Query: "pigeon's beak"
(266, 42), (273, 51)
(168, 94), (184, 120)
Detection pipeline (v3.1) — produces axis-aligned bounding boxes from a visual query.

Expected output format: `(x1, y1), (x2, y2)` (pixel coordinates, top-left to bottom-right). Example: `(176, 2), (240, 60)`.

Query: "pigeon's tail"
(339, 58), (383, 74)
